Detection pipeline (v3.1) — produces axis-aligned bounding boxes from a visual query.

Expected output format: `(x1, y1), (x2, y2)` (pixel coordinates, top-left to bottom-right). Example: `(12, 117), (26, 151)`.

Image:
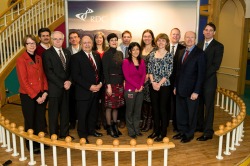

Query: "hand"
(96, 82), (102, 89)
(41, 92), (48, 100)
(90, 85), (99, 92)
(190, 93), (198, 100)
(145, 74), (149, 83)
(36, 97), (44, 104)
(64, 81), (71, 90)
(173, 88), (176, 95)
(152, 82), (160, 91)
(138, 86), (144, 92)
(106, 85), (112, 96)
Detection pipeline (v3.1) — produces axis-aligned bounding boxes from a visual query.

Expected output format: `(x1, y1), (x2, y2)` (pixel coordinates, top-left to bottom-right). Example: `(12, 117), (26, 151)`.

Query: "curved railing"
(0, 114), (175, 166)
(214, 87), (246, 160)
(0, 0), (64, 73)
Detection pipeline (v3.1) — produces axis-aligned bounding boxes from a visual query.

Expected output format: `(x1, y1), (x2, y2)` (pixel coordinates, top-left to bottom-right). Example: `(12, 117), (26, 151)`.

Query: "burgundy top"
(36, 44), (47, 57)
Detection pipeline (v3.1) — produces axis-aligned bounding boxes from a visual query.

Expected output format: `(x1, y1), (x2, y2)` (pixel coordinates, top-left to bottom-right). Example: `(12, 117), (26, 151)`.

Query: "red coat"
(16, 51), (48, 99)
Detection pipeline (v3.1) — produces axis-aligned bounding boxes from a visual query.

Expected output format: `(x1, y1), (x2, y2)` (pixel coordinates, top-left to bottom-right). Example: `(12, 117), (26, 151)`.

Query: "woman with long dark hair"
(122, 42), (146, 138)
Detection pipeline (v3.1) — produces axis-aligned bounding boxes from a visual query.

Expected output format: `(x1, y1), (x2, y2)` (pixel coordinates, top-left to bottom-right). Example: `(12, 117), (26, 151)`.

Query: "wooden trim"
(6, 94), (20, 103)
(0, 0), (23, 18)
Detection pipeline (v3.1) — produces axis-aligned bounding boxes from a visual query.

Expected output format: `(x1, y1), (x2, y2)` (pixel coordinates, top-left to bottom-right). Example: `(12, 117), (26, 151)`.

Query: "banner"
(66, 0), (199, 44)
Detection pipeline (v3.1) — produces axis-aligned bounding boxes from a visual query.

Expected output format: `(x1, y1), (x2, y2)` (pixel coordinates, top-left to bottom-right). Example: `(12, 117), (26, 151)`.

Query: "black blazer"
(42, 47), (71, 97)
(175, 46), (206, 97)
(167, 44), (186, 87)
(197, 39), (224, 89)
(71, 50), (103, 100)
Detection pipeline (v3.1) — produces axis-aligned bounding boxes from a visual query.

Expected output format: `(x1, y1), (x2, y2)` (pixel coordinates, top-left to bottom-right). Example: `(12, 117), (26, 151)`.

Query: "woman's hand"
(41, 92), (48, 101)
(152, 82), (160, 91)
(106, 85), (112, 96)
(36, 97), (44, 104)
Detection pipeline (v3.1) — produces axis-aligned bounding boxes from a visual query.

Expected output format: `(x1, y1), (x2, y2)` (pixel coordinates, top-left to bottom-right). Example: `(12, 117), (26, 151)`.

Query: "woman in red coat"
(16, 34), (48, 154)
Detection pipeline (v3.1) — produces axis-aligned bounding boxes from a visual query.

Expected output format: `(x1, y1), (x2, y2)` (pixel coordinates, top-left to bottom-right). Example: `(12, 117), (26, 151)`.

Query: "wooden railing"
(0, 114), (175, 166)
(0, 0), (64, 73)
(214, 87), (246, 160)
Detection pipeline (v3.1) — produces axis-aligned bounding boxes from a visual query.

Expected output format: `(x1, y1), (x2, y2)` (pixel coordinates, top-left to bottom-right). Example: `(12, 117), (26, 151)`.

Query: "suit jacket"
(175, 46), (206, 97)
(71, 50), (103, 100)
(167, 43), (186, 87)
(197, 39), (224, 89)
(42, 47), (71, 97)
(16, 51), (48, 99)
(66, 45), (81, 55)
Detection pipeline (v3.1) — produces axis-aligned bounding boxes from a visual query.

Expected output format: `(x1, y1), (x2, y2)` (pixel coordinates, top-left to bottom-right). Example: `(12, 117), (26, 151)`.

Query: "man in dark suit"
(42, 31), (73, 140)
(173, 31), (206, 143)
(71, 35), (103, 144)
(196, 22), (224, 141)
(66, 31), (81, 130)
(167, 28), (185, 132)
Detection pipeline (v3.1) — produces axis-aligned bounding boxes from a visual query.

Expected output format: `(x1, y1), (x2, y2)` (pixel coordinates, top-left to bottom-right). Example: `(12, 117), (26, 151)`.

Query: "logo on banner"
(75, 8), (94, 21)
(75, 8), (106, 22)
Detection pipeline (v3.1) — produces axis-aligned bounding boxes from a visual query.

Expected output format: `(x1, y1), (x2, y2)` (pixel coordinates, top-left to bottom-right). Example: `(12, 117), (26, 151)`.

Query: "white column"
(216, 136), (224, 160)
(11, 133), (19, 156)
(19, 137), (27, 161)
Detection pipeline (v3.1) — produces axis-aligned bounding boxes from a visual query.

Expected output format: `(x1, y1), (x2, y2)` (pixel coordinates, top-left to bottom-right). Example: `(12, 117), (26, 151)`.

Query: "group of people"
(16, 22), (224, 154)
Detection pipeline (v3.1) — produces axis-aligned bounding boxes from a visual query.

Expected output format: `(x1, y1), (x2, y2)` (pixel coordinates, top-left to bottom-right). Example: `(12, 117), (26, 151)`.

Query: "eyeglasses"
(26, 43), (36, 46)
(52, 38), (63, 41)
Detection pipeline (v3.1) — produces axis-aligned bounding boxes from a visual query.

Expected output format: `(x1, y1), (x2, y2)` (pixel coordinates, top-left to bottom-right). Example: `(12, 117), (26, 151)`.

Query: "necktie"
(171, 46), (175, 55)
(125, 47), (129, 58)
(88, 54), (99, 83)
(182, 50), (190, 63)
(59, 50), (66, 70)
(204, 42), (209, 50)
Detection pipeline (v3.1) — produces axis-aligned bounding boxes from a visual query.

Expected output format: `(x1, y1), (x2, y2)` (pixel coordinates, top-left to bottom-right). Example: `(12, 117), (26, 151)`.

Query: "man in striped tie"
(71, 35), (103, 144)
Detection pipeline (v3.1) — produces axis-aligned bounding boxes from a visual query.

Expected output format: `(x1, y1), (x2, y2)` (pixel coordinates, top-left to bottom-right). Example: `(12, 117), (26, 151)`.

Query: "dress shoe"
(91, 131), (103, 137)
(148, 132), (158, 139)
(181, 136), (194, 143)
(173, 133), (184, 140)
(196, 135), (213, 141)
(59, 135), (75, 141)
(154, 135), (163, 142)
(129, 135), (137, 139)
(136, 133), (143, 136)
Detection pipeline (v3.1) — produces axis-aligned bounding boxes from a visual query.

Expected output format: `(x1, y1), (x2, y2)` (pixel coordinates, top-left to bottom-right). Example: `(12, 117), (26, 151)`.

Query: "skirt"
(105, 84), (125, 109)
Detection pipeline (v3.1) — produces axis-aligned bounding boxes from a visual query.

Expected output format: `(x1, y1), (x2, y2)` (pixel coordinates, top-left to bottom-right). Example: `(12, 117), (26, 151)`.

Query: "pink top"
(122, 59), (146, 91)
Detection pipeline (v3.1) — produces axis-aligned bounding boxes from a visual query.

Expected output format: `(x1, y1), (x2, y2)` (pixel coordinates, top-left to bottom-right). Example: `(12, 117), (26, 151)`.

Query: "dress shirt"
(182, 45), (195, 62)
(170, 43), (178, 55)
(72, 45), (80, 54)
(53, 46), (66, 62)
(203, 38), (213, 50)
(84, 51), (97, 67)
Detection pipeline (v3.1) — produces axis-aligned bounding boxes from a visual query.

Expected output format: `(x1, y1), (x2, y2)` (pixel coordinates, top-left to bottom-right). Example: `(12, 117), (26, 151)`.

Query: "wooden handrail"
(213, 87), (246, 160)
(0, 0), (23, 18)
(0, 114), (175, 152)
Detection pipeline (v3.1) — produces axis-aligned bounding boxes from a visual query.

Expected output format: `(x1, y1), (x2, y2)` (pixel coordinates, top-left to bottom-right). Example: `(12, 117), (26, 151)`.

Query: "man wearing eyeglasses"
(42, 31), (74, 140)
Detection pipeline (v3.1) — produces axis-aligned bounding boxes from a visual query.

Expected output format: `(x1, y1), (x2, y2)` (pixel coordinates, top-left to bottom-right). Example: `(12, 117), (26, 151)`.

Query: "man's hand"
(190, 93), (198, 100)
(64, 81), (71, 90)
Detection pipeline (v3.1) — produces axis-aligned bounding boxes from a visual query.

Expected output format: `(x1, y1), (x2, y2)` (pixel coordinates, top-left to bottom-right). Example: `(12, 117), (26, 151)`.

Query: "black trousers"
(176, 94), (199, 138)
(69, 85), (77, 125)
(20, 93), (46, 149)
(77, 93), (98, 138)
(48, 91), (69, 137)
(197, 84), (217, 137)
(149, 85), (171, 137)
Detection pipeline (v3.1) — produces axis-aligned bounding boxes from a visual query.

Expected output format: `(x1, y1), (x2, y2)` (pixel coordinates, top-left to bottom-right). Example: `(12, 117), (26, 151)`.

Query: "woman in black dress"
(102, 33), (124, 138)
